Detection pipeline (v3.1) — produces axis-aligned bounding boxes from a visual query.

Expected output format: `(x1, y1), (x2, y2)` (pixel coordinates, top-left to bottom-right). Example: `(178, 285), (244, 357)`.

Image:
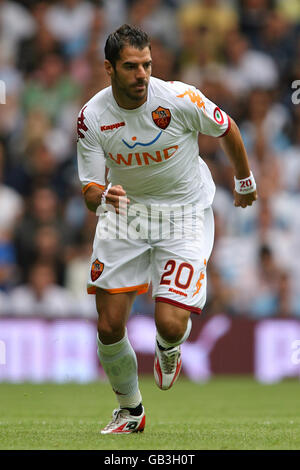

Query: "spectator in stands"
(0, 143), (23, 240)
(8, 262), (76, 317)
(63, 208), (98, 318)
(0, 0), (299, 321)
(21, 53), (81, 125)
(0, 0), (36, 59)
(64, 232), (96, 318)
(239, 88), (290, 154)
(276, 271), (293, 317)
(255, 9), (297, 80)
(247, 244), (292, 318)
(0, 48), (23, 148)
(149, 38), (178, 81)
(129, 0), (180, 51)
(205, 266), (235, 317)
(275, 0), (300, 24)
(33, 225), (65, 286)
(0, 143), (22, 291)
(102, 0), (128, 32)
(178, 0), (238, 63)
(22, 141), (71, 198)
(76, 59), (110, 106)
(45, 0), (98, 58)
(17, 2), (62, 76)
(13, 186), (68, 282)
(238, 0), (272, 48)
(222, 31), (279, 96)
(277, 120), (300, 193)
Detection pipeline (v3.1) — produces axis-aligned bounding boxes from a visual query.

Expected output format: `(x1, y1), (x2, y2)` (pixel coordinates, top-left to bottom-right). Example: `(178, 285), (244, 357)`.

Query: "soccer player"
(77, 24), (257, 434)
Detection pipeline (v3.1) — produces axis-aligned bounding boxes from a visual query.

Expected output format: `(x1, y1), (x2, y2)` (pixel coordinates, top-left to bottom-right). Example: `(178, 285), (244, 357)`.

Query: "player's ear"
(104, 60), (114, 77)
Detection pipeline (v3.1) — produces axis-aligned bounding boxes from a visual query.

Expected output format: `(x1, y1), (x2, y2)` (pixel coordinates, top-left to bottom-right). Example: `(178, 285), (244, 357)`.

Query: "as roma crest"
(91, 259), (104, 282)
(152, 106), (171, 130)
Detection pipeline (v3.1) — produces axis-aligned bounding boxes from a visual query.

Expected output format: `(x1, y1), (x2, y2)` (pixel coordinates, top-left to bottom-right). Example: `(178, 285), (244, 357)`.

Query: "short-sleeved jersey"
(77, 76), (230, 209)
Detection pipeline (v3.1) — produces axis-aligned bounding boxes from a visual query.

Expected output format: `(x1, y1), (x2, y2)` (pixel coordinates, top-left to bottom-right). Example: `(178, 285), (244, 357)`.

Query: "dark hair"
(104, 24), (151, 68)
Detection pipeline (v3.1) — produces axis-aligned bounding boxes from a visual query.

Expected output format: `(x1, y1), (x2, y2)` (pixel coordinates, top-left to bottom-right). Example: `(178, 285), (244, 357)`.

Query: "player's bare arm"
(84, 184), (130, 214)
(219, 117), (257, 208)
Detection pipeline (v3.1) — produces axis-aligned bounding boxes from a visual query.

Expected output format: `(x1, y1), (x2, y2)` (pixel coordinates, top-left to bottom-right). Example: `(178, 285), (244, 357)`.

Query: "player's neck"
(111, 84), (147, 110)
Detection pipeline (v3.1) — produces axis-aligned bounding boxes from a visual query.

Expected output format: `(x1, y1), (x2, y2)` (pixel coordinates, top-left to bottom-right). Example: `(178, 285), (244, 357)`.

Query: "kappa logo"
(125, 421), (138, 431)
(77, 105), (88, 140)
(101, 122), (125, 132)
(91, 259), (104, 282)
(177, 89), (206, 111)
(152, 106), (171, 129)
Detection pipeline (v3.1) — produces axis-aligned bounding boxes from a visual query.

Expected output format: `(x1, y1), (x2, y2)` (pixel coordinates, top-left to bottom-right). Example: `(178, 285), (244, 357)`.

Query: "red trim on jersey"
(155, 296), (202, 315)
(218, 115), (231, 138)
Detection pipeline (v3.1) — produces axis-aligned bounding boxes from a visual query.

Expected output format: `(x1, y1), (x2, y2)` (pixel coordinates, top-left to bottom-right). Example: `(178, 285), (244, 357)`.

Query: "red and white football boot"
(100, 407), (145, 435)
(154, 341), (182, 390)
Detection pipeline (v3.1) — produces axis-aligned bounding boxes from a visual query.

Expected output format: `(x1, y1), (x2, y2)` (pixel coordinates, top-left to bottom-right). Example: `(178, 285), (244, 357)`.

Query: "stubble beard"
(114, 74), (149, 104)
(123, 82), (148, 103)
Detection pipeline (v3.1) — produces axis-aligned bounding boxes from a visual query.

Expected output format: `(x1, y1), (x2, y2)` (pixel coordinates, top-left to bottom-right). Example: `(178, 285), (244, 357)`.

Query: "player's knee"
(97, 315), (125, 344)
(156, 316), (186, 343)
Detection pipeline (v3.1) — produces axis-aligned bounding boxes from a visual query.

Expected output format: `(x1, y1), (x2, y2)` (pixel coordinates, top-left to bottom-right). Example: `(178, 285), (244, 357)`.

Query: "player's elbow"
(220, 116), (240, 142)
(229, 116), (238, 132)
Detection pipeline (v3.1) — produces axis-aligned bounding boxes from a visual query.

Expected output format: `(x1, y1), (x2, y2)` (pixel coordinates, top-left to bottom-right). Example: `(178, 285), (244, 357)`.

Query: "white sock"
(156, 317), (192, 349)
(97, 329), (142, 409)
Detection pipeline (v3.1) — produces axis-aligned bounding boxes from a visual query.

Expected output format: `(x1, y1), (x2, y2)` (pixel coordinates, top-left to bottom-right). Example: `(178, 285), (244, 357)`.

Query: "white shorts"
(87, 205), (214, 315)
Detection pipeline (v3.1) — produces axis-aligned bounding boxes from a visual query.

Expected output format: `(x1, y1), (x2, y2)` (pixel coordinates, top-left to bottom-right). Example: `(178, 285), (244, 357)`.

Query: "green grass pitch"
(0, 376), (299, 450)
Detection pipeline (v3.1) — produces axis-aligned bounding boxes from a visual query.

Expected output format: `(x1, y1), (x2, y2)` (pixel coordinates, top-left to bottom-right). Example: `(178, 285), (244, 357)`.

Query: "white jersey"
(77, 76), (230, 209)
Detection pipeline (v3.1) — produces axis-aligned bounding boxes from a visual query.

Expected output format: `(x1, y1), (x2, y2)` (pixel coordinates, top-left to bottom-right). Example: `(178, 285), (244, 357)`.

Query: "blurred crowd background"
(0, 0), (299, 319)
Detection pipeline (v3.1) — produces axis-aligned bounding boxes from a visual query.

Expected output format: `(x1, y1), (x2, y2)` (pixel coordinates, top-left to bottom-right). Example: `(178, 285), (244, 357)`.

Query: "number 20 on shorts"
(160, 260), (194, 290)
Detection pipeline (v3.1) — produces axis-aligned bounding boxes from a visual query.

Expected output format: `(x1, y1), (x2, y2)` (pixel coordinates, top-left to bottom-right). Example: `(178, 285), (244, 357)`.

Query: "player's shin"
(97, 329), (142, 409)
(154, 318), (192, 390)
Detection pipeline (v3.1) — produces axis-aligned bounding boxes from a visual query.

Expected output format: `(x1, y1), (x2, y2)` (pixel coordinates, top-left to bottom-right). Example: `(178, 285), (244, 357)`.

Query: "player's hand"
(104, 185), (130, 214)
(234, 190), (257, 208)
